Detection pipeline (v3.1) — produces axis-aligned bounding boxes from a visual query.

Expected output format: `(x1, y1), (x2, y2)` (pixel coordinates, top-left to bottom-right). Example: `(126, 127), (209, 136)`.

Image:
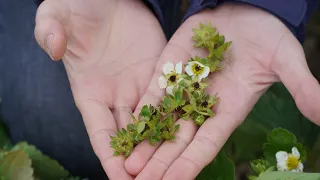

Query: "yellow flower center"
(286, 155), (299, 171)
(166, 72), (179, 84)
(192, 64), (204, 75)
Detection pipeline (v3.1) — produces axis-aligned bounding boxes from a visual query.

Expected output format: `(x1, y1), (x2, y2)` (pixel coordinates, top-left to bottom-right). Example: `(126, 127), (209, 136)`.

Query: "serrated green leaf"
(127, 124), (135, 131)
(256, 171), (320, 180)
(141, 105), (151, 118)
(137, 122), (146, 134)
(182, 104), (194, 114)
(0, 149), (33, 180)
(129, 113), (138, 124)
(196, 151), (235, 180)
(161, 131), (171, 140)
(11, 142), (69, 180)
(267, 128), (297, 149)
(263, 128), (307, 164)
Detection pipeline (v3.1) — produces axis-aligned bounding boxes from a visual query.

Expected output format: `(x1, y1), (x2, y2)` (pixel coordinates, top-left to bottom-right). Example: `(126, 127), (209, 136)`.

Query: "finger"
(34, 0), (68, 60)
(135, 119), (197, 180)
(272, 32), (320, 126)
(162, 75), (258, 180)
(77, 99), (133, 180)
(124, 42), (193, 175)
(112, 107), (133, 130)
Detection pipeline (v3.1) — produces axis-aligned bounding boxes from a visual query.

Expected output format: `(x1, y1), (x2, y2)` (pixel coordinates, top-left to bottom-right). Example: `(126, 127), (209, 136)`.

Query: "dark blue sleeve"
(33, 0), (165, 29)
(183, 0), (319, 44)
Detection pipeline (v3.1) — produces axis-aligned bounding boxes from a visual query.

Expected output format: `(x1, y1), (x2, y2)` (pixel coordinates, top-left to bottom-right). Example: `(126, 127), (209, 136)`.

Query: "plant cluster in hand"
(110, 22), (232, 157)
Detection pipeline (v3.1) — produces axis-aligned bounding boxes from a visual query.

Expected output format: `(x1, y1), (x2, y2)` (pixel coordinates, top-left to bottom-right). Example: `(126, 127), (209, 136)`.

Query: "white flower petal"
(277, 161), (288, 171)
(298, 162), (304, 172)
(166, 85), (174, 95)
(194, 61), (205, 67)
(197, 75), (203, 82)
(163, 61), (175, 75)
(276, 151), (288, 163)
(199, 66), (210, 80)
(158, 76), (167, 89)
(175, 61), (183, 74)
(185, 64), (194, 76)
(291, 147), (300, 159)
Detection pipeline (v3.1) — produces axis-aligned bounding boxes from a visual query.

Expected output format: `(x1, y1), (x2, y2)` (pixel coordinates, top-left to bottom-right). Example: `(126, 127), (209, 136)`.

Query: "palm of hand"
(125, 3), (320, 180)
(36, 0), (166, 179)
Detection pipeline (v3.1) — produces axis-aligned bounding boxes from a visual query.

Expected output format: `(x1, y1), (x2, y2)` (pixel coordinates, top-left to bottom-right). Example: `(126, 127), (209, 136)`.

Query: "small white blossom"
(158, 61), (183, 95)
(276, 147), (303, 172)
(185, 61), (210, 81)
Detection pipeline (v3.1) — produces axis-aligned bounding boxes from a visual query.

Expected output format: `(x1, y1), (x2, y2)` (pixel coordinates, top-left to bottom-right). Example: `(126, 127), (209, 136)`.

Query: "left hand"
(124, 3), (320, 180)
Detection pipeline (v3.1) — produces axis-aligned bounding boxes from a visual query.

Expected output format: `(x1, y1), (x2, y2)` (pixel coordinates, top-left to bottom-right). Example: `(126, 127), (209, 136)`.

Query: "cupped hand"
(124, 3), (320, 180)
(34, 0), (166, 179)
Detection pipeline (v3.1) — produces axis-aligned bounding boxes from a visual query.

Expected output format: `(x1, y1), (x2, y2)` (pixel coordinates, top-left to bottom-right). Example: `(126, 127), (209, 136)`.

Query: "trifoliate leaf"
(0, 149), (33, 180)
(137, 122), (146, 134)
(11, 142), (69, 180)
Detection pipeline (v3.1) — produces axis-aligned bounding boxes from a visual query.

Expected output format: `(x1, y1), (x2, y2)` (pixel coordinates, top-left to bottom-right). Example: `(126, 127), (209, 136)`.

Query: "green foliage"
(256, 171), (320, 180)
(0, 125), (85, 180)
(0, 149), (33, 180)
(224, 83), (320, 164)
(196, 151), (235, 180)
(263, 128), (307, 165)
(11, 142), (70, 180)
(110, 22), (232, 157)
(0, 120), (11, 150)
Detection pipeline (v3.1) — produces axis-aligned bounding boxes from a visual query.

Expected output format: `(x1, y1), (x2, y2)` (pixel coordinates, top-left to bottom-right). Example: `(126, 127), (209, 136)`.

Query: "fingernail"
(45, 33), (54, 60)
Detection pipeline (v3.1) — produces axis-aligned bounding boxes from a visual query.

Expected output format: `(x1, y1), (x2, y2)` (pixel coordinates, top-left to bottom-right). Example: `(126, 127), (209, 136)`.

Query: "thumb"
(34, 0), (68, 60)
(273, 32), (320, 126)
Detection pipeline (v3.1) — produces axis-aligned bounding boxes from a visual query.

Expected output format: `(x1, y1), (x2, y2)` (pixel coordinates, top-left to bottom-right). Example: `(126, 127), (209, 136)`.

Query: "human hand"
(34, 0), (166, 179)
(124, 3), (320, 180)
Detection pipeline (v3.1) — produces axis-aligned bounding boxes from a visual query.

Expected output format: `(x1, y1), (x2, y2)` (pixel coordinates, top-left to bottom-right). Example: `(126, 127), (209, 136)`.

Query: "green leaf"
(140, 105), (151, 118)
(226, 83), (320, 164)
(266, 128), (297, 149)
(11, 142), (70, 180)
(196, 151), (235, 180)
(263, 128), (307, 164)
(256, 171), (320, 180)
(137, 122), (146, 134)
(182, 104), (194, 114)
(0, 149), (33, 180)
(0, 119), (11, 149)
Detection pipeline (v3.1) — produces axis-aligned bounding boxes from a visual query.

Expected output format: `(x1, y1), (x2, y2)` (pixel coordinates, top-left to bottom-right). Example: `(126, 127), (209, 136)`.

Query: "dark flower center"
(169, 75), (176, 82)
(193, 82), (200, 89)
(195, 65), (201, 71)
(201, 101), (208, 108)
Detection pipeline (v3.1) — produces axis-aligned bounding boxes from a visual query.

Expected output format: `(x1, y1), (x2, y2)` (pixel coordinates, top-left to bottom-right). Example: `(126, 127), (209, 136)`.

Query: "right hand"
(34, 0), (167, 179)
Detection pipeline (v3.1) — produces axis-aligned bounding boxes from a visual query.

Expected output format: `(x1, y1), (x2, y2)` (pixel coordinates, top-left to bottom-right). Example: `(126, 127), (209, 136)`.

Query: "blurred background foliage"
(1, 1), (320, 180)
